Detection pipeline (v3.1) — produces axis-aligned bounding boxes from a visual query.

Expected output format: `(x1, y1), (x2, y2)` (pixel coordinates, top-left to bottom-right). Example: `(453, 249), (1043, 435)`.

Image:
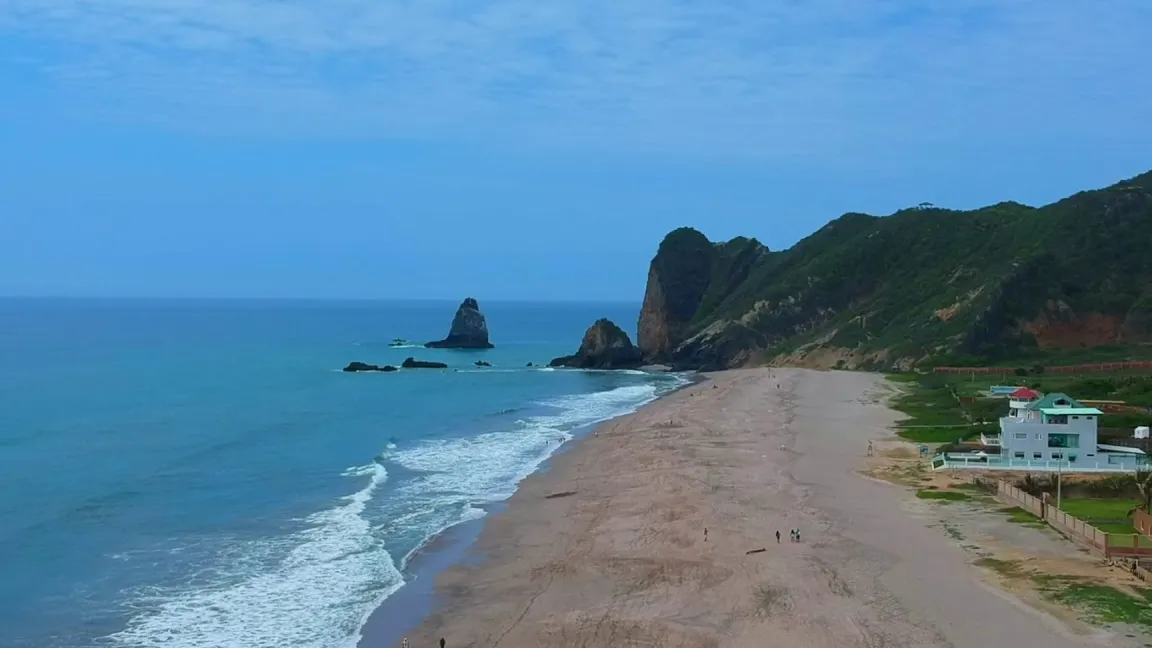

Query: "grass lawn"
(1058, 498), (1139, 522)
(896, 426), (978, 443)
(1095, 522), (1140, 534)
(916, 490), (971, 502)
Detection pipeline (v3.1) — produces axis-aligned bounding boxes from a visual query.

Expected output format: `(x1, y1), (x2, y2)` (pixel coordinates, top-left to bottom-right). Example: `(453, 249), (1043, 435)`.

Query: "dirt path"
(392, 368), (1137, 647)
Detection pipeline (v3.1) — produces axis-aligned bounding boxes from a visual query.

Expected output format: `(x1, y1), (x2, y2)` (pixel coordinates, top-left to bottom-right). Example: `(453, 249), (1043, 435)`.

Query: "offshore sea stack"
(342, 361), (398, 372)
(402, 357), (449, 369)
(426, 298), (495, 349)
(549, 319), (644, 369)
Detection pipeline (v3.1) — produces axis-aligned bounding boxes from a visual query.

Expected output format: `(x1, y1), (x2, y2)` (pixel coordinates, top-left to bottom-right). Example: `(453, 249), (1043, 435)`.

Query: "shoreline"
(381, 368), (1135, 648)
(357, 371), (701, 648)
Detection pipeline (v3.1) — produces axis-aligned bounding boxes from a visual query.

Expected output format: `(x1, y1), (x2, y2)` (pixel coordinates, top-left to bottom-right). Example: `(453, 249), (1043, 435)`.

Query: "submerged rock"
(402, 357), (449, 369)
(426, 298), (495, 349)
(475, 360), (492, 367)
(343, 362), (398, 372)
(549, 319), (644, 369)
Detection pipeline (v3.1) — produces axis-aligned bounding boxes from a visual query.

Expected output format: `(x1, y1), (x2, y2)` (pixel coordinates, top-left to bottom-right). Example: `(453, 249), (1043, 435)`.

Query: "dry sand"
(396, 368), (1138, 648)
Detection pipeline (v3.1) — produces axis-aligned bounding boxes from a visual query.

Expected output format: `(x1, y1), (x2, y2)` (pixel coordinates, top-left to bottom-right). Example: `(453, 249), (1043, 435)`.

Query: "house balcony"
(980, 432), (1002, 446)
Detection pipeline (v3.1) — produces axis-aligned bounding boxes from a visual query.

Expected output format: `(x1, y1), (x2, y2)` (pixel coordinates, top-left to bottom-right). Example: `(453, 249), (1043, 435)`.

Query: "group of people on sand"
(401, 638), (445, 647)
(774, 529), (801, 543)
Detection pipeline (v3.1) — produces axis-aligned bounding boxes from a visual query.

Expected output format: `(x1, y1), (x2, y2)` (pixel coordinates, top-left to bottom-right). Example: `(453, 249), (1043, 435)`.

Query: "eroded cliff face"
(636, 228), (769, 367)
(637, 228), (716, 361)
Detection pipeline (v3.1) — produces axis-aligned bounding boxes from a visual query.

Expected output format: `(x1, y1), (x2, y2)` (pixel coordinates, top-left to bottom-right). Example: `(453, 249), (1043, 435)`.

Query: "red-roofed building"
(1009, 387), (1040, 403)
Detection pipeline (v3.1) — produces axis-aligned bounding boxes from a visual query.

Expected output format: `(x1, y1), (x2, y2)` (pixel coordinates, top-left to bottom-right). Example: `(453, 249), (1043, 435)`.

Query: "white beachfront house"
(997, 391), (1100, 463)
(938, 388), (1146, 473)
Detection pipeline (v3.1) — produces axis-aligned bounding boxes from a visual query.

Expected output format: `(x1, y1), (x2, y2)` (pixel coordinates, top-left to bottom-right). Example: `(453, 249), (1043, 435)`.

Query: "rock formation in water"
(343, 362), (398, 372)
(549, 319), (644, 369)
(402, 357), (449, 369)
(426, 298), (495, 349)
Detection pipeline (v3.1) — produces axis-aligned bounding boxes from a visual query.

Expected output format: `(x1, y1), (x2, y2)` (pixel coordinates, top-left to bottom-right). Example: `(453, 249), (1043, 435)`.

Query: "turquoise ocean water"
(0, 299), (687, 648)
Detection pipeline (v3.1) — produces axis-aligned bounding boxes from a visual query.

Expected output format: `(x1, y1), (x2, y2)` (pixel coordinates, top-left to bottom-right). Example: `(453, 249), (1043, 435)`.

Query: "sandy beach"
(384, 368), (1134, 648)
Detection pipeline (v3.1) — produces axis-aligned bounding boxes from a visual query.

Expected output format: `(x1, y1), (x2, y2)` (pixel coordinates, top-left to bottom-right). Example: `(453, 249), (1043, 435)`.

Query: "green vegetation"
(650, 169), (1152, 370)
(997, 506), (1048, 529)
(888, 372), (1008, 445)
(1060, 498), (1139, 521)
(1059, 498), (1141, 535)
(890, 374), (968, 426)
(978, 558), (1152, 630)
(974, 557), (1024, 577)
(916, 490), (971, 502)
(889, 371), (1152, 441)
(1040, 583), (1152, 629)
(897, 426), (984, 443)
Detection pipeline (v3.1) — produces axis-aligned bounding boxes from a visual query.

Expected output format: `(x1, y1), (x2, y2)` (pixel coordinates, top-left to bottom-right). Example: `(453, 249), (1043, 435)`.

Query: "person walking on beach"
(795, 528), (801, 542)
(440, 639), (446, 648)
(402, 639), (409, 648)
(775, 530), (781, 543)
(704, 527), (708, 542)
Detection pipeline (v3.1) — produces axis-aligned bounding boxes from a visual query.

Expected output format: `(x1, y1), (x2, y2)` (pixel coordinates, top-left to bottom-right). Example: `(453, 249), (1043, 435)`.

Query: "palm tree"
(1135, 469), (1152, 513)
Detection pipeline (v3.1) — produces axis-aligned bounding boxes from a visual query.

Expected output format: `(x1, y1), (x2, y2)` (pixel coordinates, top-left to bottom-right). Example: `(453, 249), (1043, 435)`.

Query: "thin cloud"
(2, 0), (1150, 158)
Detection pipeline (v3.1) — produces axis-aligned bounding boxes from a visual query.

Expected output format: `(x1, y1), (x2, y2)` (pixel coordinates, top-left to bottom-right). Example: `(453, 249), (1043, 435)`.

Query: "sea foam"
(102, 377), (686, 648)
(103, 464), (402, 648)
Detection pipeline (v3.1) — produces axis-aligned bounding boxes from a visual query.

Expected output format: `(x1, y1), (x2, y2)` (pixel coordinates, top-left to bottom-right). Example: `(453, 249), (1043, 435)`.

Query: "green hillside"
(639, 169), (1152, 370)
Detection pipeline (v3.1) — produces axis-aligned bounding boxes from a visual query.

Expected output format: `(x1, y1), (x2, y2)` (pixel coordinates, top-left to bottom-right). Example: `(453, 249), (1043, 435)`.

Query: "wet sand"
(381, 368), (1132, 648)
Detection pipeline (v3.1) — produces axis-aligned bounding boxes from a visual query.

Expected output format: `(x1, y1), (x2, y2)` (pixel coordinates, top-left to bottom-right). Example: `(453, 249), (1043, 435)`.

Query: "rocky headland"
(426, 298), (495, 349)
(626, 169), (1152, 372)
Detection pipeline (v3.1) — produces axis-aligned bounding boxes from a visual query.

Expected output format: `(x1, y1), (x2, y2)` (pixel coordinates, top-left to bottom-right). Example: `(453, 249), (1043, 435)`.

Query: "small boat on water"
(388, 338), (408, 347)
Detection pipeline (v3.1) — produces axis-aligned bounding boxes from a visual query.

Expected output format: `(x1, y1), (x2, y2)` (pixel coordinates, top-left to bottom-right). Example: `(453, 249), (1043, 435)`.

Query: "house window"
(1051, 452), (1064, 460)
(1072, 416), (1079, 420)
(1014, 433), (1027, 440)
(1033, 452), (1043, 459)
(1014, 452), (1026, 459)
(1035, 433), (1042, 439)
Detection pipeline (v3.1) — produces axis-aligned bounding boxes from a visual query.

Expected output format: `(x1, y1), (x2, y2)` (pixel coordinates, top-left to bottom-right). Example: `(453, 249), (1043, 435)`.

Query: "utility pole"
(1056, 460), (1063, 510)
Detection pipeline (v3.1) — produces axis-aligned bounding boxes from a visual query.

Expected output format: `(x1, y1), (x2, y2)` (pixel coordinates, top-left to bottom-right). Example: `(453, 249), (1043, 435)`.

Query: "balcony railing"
(980, 433), (1001, 446)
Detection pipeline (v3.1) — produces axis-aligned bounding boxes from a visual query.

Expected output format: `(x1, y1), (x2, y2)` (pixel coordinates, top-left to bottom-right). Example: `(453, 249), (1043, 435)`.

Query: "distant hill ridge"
(635, 169), (1152, 371)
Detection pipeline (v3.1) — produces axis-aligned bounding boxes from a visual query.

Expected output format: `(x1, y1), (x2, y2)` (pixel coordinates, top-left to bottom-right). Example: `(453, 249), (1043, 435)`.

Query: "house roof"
(1039, 407), (1103, 416)
(1009, 387), (1041, 399)
(1025, 392), (1084, 411)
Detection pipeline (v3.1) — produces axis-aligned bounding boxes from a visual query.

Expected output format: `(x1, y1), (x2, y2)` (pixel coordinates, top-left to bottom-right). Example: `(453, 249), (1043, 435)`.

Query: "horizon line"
(0, 295), (642, 305)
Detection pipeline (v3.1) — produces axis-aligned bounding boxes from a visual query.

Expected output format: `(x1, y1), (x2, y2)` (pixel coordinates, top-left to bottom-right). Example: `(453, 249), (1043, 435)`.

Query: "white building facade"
(999, 392), (1101, 464)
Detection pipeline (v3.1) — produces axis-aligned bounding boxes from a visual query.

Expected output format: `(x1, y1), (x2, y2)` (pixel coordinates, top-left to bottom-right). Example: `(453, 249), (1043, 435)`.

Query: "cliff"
(426, 298), (494, 349)
(637, 169), (1152, 371)
(550, 319), (644, 369)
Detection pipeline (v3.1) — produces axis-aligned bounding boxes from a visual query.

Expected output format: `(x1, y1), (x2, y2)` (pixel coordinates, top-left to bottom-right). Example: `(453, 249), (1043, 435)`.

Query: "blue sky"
(2, 0), (1150, 300)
